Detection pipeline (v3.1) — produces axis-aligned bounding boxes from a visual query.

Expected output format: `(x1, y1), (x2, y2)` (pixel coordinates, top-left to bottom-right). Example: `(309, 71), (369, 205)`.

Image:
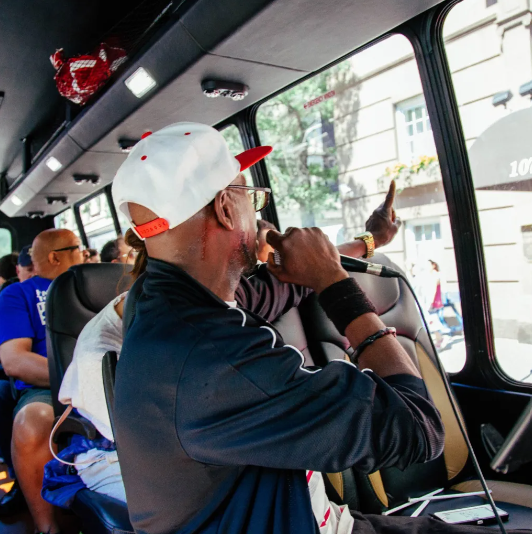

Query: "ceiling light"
(46, 156), (63, 172)
(125, 67), (157, 98)
(11, 195), (22, 206)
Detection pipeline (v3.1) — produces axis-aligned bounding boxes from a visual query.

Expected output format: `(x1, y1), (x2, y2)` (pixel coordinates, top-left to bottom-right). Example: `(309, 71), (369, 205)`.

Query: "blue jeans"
(0, 379), (16, 478)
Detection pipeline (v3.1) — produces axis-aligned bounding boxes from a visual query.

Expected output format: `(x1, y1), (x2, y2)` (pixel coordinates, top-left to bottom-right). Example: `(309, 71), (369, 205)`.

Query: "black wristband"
(318, 277), (377, 335)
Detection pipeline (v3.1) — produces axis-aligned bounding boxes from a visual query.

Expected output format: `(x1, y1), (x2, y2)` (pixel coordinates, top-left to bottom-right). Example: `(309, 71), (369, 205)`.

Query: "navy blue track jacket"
(114, 259), (445, 534)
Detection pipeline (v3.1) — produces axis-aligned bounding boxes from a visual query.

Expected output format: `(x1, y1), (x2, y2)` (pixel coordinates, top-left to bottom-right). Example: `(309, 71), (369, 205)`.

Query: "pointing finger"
(383, 180), (396, 210)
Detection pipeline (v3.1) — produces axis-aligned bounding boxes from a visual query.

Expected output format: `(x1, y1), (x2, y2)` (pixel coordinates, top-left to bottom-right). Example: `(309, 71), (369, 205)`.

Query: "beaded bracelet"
(351, 327), (397, 365)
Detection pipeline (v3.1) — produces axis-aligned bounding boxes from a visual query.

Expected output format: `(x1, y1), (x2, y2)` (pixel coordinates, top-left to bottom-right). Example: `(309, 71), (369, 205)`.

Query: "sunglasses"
(226, 185), (271, 212)
(29, 244), (86, 257)
(53, 245), (85, 253)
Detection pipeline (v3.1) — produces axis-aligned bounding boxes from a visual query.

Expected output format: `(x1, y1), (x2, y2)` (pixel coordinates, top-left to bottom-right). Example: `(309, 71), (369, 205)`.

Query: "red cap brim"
(235, 146), (273, 171)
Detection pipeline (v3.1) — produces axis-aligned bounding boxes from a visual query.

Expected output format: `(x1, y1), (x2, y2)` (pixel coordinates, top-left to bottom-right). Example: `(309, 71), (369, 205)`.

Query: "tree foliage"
(256, 66), (345, 226)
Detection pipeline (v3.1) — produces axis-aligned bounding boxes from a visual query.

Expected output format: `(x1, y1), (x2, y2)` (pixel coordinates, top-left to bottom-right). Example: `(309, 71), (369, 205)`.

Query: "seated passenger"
(109, 123), (456, 534)
(100, 237), (135, 264)
(85, 248), (101, 263)
(0, 245), (35, 293)
(0, 229), (85, 534)
(50, 183), (399, 507)
(0, 253), (19, 290)
(0, 375), (23, 517)
(0, 244), (35, 515)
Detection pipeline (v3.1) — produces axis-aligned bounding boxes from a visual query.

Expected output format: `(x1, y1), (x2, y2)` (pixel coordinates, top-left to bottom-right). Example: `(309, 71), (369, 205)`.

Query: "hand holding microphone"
(266, 227), (350, 293)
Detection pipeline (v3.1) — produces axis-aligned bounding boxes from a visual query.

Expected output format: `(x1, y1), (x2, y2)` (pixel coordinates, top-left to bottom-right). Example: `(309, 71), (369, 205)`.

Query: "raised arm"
(337, 180), (401, 258)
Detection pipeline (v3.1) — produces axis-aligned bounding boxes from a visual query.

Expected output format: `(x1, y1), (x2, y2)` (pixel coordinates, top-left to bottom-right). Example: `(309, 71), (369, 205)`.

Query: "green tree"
(256, 65), (345, 227)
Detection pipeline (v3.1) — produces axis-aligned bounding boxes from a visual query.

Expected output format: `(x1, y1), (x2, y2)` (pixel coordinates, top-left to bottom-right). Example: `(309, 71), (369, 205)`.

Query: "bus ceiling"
(0, 0), (444, 219)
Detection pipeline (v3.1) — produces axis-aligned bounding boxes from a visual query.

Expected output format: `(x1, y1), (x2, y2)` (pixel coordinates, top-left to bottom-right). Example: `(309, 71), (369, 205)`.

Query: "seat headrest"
(350, 253), (401, 315)
(67, 263), (133, 312)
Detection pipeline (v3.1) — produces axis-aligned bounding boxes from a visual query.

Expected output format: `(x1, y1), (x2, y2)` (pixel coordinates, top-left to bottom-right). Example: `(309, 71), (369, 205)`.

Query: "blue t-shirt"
(0, 276), (52, 389)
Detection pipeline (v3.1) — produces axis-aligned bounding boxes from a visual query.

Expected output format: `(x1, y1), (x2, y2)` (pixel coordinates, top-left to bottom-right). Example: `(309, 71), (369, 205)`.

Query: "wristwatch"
(354, 231), (375, 259)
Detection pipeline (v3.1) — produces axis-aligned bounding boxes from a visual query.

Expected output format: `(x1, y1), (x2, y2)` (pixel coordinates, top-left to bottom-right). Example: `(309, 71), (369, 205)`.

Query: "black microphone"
(340, 255), (401, 278)
(273, 250), (401, 278)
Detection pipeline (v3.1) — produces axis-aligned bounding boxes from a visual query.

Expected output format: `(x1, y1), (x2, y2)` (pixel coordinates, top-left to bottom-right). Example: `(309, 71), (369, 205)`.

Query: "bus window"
(0, 228), (12, 256)
(445, 0), (532, 383)
(117, 208), (131, 236)
(220, 124), (253, 185)
(79, 193), (116, 251)
(257, 34), (466, 372)
(54, 208), (80, 237)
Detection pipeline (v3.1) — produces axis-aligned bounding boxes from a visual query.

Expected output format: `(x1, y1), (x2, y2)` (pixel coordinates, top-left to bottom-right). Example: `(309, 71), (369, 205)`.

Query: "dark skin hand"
(364, 180), (401, 248)
(337, 180), (401, 257)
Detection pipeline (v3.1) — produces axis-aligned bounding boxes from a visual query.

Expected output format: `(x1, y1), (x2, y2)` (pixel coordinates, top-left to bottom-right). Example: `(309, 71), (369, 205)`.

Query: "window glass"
(117, 209), (131, 236)
(220, 124), (253, 185)
(257, 34), (466, 372)
(0, 229), (12, 257)
(79, 193), (116, 251)
(445, 0), (532, 382)
(54, 208), (80, 237)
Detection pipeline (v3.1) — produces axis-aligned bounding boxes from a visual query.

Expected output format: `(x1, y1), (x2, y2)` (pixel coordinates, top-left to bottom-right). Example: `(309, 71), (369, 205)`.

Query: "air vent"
(73, 174), (100, 186)
(27, 211), (45, 219)
(46, 196), (68, 205)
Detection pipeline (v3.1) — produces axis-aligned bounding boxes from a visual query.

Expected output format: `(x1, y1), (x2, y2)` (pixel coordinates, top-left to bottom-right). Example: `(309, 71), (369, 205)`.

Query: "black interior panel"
(453, 383), (532, 485)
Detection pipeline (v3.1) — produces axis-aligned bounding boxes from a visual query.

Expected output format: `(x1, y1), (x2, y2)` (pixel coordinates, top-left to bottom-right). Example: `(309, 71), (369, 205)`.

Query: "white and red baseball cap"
(112, 122), (272, 239)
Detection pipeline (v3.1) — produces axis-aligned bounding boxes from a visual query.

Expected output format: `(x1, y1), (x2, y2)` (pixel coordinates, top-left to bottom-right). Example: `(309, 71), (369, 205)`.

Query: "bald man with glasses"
(0, 228), (85, 534)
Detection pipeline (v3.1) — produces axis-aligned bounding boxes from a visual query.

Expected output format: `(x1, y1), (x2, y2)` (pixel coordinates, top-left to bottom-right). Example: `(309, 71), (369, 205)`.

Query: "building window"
(522, 225), (532, 261)
(414, 223), (441, 242)
(396, 96), (436, 162)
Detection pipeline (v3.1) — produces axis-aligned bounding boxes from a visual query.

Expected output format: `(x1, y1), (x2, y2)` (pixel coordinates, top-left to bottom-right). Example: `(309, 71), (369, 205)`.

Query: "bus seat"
(296, 252), (532, 512)
(46, 263), (133, 534)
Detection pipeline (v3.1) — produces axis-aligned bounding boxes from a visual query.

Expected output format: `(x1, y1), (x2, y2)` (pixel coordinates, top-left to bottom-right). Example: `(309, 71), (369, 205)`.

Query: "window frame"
(73, 185), (121, 249)
(0, 226), (13, 256)
(399, 2), (529, 391)
(54, 206), (85, 243)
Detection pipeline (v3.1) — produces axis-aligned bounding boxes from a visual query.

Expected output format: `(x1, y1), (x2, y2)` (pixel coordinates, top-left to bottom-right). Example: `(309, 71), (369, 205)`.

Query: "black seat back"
(46, 263), (132, 416)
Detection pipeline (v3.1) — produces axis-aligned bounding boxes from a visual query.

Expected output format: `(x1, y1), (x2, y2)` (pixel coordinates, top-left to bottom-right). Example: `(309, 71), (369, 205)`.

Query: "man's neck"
(151, 252), (242, 302)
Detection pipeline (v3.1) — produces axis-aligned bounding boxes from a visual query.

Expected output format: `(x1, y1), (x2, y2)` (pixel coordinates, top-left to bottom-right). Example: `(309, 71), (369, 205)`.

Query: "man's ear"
(48, 251), (60, 266)
(111, 259), (119, 264)
(213, 190), (235, 231)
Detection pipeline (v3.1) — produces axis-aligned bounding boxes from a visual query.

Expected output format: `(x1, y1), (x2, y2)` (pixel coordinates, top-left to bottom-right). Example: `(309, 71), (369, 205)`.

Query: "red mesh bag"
(50, 43), (127, 105)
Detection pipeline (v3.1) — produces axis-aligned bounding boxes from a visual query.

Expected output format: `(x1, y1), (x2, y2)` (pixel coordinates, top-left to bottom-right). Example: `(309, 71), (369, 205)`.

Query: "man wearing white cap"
(112, 122), (446, 534)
